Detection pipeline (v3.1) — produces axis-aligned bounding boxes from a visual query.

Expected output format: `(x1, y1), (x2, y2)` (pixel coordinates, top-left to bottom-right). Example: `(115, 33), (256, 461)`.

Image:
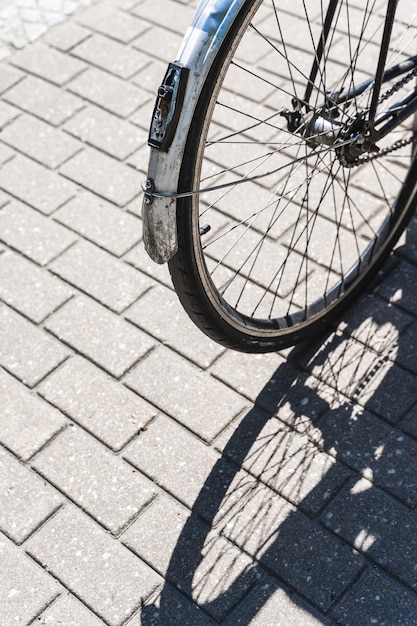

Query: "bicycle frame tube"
(143, 0), (251, 264)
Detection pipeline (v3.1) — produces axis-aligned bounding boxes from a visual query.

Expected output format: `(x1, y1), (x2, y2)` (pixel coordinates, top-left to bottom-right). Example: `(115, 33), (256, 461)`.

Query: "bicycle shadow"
(139, 218), (417, 625)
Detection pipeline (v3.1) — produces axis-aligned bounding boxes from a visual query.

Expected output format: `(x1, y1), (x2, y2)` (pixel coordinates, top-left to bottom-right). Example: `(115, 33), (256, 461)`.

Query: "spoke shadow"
(139, 219), (417, 625)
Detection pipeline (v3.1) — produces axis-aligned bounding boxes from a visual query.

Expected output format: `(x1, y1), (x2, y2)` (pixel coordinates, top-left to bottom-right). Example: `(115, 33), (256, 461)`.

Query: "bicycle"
(142, 0), (417, 353)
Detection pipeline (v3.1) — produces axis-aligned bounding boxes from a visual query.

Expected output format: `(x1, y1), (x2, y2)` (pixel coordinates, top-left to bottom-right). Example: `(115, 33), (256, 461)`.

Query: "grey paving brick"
(64, 105), (146, 160)
(60, 148), (142, 206)
(322, 478), (417, 589)
(68, 66), (150, 117)
(332, 567), (417, 625)
(49, 240), (151, 312)
(130, 57), (166, 94)
(1, 114), (81, 169)
(216, 409), (350, 515)
(376, 258), (417, 315)
(76, 4), (148, 42)
(37, 593), (104, 626)
(0, 305), (70, 387)
(0, 156), (77, 214)
(315, 404), (417, 506)
(125, 346), (248, 442)
(0, 368), (65, 461)
(126, 285), (224, 368)
(71, 33), (148, 79)
(26, 505), (162, 626)
(339, 293), (413, 354)
(3, 75), (84, 126)
(0, 534), (60, 626)
(0, 141), (15, 163)
(0, 447), (62, 543)
(43, 21), (90, 51)
(224, 577), (335, 626)
(53, 192), (141, 256)
(124, 414), (220, 508)
(44, 296), (155, 377)
(123, 242), (177, 290)
(132, 0), (195, 35)
(400, 403), (417, 441)
(0, 201), (77, 265)
(310, 331), (417, 423)
(131, 24), (183, 63)
(123, 494), (257, 621)
(217, 481), (364, 611)
(0, 250), (72, 323)
(0, 100), (19, 128)
(38, 355), (155, 450)
(0, 64), (24, 93)
(32, 425), (156, 534)
(10, 41), (86, 85)
(134, 583), (217, 626)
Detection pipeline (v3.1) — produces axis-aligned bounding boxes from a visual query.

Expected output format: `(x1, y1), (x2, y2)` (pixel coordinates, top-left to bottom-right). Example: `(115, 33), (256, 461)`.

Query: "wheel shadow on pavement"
(140, 221), (417, 625)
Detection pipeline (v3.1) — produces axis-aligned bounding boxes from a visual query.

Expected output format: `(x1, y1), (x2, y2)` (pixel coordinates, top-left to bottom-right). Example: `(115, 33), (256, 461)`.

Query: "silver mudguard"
(142, 0), (248, 264)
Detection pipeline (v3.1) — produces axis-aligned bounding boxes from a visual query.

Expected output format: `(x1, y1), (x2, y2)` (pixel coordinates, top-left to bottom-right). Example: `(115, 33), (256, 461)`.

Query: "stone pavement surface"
(1, 0), (417, 624)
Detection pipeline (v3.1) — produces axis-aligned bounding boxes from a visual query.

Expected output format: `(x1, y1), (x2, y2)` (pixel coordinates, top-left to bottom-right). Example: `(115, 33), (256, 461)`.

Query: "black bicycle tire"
(168, 0), (417, 353)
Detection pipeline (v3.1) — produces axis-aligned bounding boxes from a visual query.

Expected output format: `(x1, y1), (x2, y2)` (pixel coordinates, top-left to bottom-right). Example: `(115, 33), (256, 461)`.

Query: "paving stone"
(10, 41), (86, 85)
(0, 368), (65, 461)
(64, 105), (146, 159)
(38, 355), (155, 450)
(393, 320), (417, 376)
(123, 494), (257, 621)
(332, 567), (417, 625)
(0, 203), (77, 268)
(43, 21), (90, 51)
(0, 250), (72, 323)
(68, 66), (150, 117)
(1, 114), (81, 169)
(49, 240), (151, 312)
(0, 156), (77, 214)
(53, 192), (141, 256)
(132, 0), (195, 35)
(60, 148), (142, 206)
(130, 57), (166, 94)
(76, 4), (148, 42)
(33, 425), (156, 534)
(0, 305), (70, 387)
(26, 505), (162, 626)
(0, 534), (61, 625)
(125, 346), (248, 442)
(124, 242), (176, 289)
(0, 64), (24, 93)
(131, 24), (183, 63)
(376, 259), (417, 315)
(71, 33), (148, 79)
(45, 296), (155, 377)
(400, 403), (417, 441)
(37, 593), (104, 626)
(134, 583), (217, 626)
(310, 331), (417, 424)
(124, 414), (220, 508)
(3, 75), (84, 126)
(215, 409), (350, 515)
(315, 404), (417, 506)
(0, 100), (19, 128)
(339, 293), (413, 355)
(224, 576), (336, 626)
(0, 142), (15, 164)
(322, 478), (417, 589)
(126, 284), (224, 368)
(217, 482), (364, 612)
(0, 447), (62, 543)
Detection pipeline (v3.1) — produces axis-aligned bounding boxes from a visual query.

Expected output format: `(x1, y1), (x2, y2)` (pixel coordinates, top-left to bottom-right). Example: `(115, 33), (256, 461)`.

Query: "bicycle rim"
(169, 0), (417, 352)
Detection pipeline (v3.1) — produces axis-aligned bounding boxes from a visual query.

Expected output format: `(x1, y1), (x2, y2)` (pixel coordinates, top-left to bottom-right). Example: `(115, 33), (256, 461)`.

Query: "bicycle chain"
(349, 65), (417, 165)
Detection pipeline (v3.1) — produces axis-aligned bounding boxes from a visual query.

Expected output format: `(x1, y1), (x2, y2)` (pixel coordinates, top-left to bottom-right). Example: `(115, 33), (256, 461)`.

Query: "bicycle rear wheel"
(169, 0), (417, 352)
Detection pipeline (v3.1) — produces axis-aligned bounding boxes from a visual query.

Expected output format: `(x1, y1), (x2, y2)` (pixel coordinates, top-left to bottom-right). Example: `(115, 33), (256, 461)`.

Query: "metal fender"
(142, 0), (248, 264)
